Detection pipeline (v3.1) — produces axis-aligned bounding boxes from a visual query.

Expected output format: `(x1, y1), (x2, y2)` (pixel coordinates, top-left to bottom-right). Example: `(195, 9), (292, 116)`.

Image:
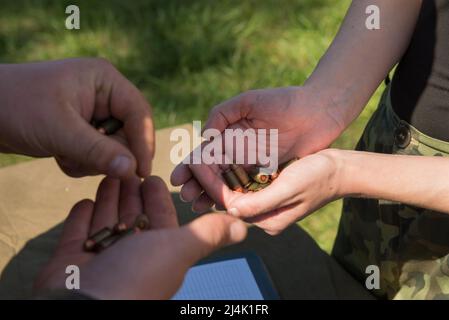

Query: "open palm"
(34, 176), (247, 299)
(171, 86), (343, 212)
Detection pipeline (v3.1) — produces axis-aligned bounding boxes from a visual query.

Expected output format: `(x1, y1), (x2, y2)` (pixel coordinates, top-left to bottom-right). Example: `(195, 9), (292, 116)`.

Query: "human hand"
(0, 58), (154, 179)
(226, 150), (344, 235)
(171, 86), (345, 212)
(34, 176), (247, 299)
(173, 149), (342, 235)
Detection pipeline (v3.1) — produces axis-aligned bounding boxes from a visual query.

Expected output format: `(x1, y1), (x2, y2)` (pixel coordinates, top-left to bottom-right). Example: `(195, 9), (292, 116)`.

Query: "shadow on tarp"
(0, 193), (374, 300)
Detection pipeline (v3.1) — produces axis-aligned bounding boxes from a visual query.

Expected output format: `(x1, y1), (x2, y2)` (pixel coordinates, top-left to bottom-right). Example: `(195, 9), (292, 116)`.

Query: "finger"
(107, 72), (155, 178)
(142, 176), (178, 229)
(57, 113), (138, 179)
(215, 203), (226, 211)
(170, 137), (225, 186)
(57, 199), (94, 250)
(180, 179), (203, 202)
(56, 129), (132, 178)
(188, 163), (236, 207)
(226, 177), (297, 218)
(192, 193), (215, 213)
(108, 129), (129, 148)
(170, 136), (215, 186)
(203, 93), (250, 133)
(244, 203), (301, 236)
(170, 163), (192, 186)
(119, 176), (143, 227)
(177, 213), (247, 264)
(55, 156), (98, 178)
(90, 177), (120, 235)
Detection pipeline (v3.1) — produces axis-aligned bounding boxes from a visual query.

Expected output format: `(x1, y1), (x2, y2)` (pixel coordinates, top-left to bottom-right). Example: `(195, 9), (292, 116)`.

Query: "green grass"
(0, 0), (382, 253)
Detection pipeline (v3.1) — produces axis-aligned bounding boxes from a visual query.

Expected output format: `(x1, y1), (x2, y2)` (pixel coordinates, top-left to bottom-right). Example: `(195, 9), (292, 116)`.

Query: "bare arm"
(218, 149), (449, 235)
(338, 151), (449, 213)
(171, 0), (425, 220)
(305, 0), (423, 129)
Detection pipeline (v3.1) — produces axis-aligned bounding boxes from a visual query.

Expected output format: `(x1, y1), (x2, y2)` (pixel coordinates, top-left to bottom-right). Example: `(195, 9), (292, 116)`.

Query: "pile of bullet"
(222, 158), (298, 193)
(84, 214), (150, 253)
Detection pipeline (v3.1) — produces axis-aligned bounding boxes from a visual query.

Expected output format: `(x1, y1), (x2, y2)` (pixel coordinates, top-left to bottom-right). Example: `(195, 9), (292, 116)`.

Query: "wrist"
(303, 75), (365, 134)
(329, 149), (365, 198)
(316, 148), (350, 199)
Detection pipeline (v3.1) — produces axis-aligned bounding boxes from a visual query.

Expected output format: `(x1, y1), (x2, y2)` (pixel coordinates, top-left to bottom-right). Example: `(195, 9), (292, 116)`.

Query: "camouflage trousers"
(332, 85), (449, 300)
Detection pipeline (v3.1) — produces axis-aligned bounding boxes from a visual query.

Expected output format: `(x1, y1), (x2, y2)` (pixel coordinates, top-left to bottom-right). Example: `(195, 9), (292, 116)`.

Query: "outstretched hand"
(34, 176), (247, 299)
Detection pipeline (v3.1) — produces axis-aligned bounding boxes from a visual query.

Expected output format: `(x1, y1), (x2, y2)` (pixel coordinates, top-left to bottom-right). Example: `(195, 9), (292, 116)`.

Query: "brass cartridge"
(223, 169), (244, 192)
(84, 227), (113, 251)
(230, 164), (251, 187)
(97, 118), (123, 135)
(134, 214), (150, 230)
(249, 168), (270, 184)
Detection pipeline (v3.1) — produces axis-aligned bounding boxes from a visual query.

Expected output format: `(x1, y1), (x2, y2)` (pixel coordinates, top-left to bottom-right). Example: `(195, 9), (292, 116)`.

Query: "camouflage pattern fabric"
(332, 85), (449, 300)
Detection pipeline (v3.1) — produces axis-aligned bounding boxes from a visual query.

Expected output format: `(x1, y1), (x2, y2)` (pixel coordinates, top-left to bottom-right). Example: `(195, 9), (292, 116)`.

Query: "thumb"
(226, 179), (296, 219)
(57, 115), (137, 179)
(178, 214), (248, 264)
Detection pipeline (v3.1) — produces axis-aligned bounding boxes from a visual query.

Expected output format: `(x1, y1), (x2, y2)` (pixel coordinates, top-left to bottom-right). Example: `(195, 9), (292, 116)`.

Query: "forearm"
(0, 64), (19, 153)
(305, 0), (422, 129)
(336, 150), (449, 214)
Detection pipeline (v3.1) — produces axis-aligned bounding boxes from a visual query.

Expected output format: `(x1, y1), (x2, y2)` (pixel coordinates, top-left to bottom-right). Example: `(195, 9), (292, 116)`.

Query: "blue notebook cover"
(172, 252), (279, 300)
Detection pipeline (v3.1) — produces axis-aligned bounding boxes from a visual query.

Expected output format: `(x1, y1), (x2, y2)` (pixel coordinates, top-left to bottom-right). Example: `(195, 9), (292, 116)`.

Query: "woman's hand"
(34, 176), (247, 299)
(170, 0), (424, 213)
(172, 149), (343, 235)
(180, 146), (449, 236)
(225, 150), (344, 235)
(171, 86), (345, 212)
(0, 58), (154, 179)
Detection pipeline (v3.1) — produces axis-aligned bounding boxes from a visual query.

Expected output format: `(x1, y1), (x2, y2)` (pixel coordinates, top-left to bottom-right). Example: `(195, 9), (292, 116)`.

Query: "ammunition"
(134, 214), (150, 230)
(230, 164), (251, 187)
(116, 227), (140, 241)
(83, 239), (96, 251)
(247, 182), (262, 192)
(249, 180), (271, 191)
(223, 169), (244, 192)
(94, 233), (121, 252)
(258, 183), (269, 190)
(113, 222), (128, 233)
(94, 227), (141, 252)
(84, 227), (113, 252)
(122, 227), (140, 236)
(249, 168), (270, 184)
(270, 171), (279, 180)
(96, 118), (123, 135)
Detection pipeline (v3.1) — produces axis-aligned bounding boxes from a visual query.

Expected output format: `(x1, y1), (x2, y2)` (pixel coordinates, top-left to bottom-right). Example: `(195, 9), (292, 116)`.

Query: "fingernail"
(109, 155), (132, 177)
(179, 193), (188, 203)
(230, 220), (247, 242)
(227, 208), (240, 217)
